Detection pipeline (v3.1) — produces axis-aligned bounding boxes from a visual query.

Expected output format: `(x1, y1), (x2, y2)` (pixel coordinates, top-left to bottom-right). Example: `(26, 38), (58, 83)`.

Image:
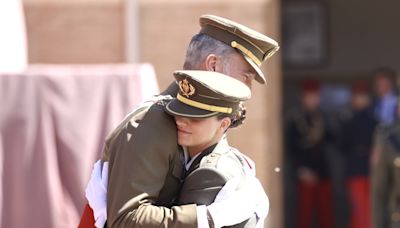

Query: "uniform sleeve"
(285, 118), (304, 167)
(106, 104), (197, 228)
(339, 120), (351, 157)
(196, 205), (209, 228)
(372, 126), (384, 151)
(371, 141), (391, 228)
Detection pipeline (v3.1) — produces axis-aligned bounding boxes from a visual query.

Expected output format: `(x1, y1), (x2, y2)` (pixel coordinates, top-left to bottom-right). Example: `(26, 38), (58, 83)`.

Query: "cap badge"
(179, 79), (195, 98)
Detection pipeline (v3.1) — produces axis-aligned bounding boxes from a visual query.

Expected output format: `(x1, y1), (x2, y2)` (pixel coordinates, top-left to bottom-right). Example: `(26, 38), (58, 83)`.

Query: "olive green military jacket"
(372, 123), (400, 228)
(102, 84), (197, 228)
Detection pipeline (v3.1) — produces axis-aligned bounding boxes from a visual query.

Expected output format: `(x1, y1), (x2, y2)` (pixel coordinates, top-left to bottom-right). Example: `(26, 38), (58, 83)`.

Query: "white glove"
(207, 176), (261, 228)
(85, 160), (109, 228)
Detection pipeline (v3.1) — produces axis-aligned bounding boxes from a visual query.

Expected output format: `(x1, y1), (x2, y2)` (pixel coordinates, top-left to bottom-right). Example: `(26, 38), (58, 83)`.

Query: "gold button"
(394, 157), (400, 167)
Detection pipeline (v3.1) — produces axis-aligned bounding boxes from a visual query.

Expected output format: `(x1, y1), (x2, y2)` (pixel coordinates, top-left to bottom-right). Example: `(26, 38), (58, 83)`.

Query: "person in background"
(371, 97), (400, 228)
(286, 80), (334, 228)
(340, 80), (377, 228)
(371, 68), (398, 167)
(373, 67), (397, 126)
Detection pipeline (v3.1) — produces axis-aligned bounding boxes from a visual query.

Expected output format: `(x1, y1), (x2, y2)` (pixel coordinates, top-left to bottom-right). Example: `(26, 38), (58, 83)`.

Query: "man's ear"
(205, 54), (218, 72)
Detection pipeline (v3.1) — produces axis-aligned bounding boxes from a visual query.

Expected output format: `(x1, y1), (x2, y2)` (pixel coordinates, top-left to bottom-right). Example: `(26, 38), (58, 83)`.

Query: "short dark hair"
(372, 67), (397, 81)
(183, 33), (237, 70)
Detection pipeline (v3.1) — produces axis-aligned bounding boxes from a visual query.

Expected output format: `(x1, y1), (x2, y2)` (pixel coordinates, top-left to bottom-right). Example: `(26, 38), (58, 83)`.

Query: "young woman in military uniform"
(165, 70), (267, 228)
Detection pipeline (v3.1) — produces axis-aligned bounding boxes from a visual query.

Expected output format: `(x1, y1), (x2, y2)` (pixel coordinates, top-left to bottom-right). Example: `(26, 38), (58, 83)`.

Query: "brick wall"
(23, 0), (283, 227)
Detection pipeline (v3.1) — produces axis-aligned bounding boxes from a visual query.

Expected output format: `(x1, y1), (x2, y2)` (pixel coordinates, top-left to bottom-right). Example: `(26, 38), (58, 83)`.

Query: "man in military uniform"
(79, 15), (279, 228)
(372, 70), (400, 228)
(372, 67), (397, 126)
(340, 81), (377, 228)
(285, 80), (334, 228)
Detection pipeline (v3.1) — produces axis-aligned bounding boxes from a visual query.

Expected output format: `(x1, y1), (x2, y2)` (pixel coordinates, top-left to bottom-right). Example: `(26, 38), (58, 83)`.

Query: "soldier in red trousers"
(286, 80), (334, 228)
(340, 81), (377, 228)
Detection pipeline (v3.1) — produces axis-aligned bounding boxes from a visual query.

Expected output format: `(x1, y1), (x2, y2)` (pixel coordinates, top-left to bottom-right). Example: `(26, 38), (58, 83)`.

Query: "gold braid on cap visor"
(177, 94), (233, 114)
(231, 41), (262, 66)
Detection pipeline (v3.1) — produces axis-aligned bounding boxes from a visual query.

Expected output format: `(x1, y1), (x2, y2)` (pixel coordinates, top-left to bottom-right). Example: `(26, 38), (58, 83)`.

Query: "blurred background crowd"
(283, 67), (400, 228)
(1, 0), (400, 227)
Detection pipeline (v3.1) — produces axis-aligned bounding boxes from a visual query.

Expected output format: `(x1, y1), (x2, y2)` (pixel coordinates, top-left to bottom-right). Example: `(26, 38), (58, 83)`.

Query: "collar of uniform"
(182, 135), (229, 170)
(183, 147), (197, 170)
(184, 144), (218, 173)
(212, 134), (230, 155)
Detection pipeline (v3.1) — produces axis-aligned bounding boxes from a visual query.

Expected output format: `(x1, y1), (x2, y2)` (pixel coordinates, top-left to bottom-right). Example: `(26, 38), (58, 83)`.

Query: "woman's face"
(174, 115), (229, 155)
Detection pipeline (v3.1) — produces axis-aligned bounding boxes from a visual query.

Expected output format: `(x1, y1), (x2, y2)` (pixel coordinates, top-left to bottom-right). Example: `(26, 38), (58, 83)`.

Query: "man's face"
(302, 92), (320, 111)
(374, 75), (392, 97)
(175, 116), (226, 155)
(351, 93), (370, 111)
(217, 52), (257, 89)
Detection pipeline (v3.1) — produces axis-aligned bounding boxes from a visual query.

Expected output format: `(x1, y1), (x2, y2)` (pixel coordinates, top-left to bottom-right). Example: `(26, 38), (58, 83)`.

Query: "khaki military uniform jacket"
(102, 83), (198, 228)
(372, 123), (400, 228)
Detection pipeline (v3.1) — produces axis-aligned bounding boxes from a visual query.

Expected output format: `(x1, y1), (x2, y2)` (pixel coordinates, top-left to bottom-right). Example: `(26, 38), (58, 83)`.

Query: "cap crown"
(174, 70), (251, 102)
(199, 14), (280, 84)
(165, 70), (251, 118)
(200, 15), (279, 60)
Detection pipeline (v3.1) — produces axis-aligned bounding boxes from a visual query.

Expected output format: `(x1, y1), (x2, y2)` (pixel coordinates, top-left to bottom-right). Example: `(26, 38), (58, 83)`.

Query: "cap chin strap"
(177, 94), (233, 114)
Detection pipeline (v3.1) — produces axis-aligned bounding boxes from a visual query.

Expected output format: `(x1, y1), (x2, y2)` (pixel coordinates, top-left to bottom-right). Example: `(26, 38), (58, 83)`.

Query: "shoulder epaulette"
(200, 153), (222, 169)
